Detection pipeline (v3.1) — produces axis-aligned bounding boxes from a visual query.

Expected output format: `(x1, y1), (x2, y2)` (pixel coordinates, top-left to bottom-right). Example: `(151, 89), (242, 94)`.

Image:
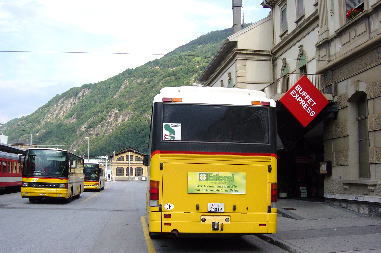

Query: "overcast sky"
(0, 0), (269, 124)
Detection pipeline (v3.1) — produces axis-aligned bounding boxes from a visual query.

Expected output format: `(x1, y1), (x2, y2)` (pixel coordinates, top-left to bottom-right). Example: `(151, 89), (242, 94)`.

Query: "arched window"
(349, 90), (370, 179)
(357, 92), (369, 178)
(116, 156), (125, 161)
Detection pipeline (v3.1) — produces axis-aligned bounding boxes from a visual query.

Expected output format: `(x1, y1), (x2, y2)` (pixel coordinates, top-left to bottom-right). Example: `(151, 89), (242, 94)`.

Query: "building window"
(227, 72), (233, 88)
(297, 45), (307, 77)
(280, 4), (288, 34)
(116, 167), (124, 176)
(135, 156), (142, 162)
(281, 75), (290, 93)
(346, 0), (364, 11)
(135, 167), (143, 177)
(345, 0), (364, 20)
(116, 156), (124, 161)
(126, 167), (133, 176)
(220, 80), (224, 87)
(300, 65), (307, 76)
(296, 0), (305, 19)
(127, 154), (133, 161)
(357, 93), (370, 178)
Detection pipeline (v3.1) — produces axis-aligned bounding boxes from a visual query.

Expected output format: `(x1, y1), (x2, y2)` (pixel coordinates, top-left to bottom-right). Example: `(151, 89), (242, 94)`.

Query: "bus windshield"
(162, 104), (269, 144)
(84, 164), (100, 181)
(24, 149), (68, 178)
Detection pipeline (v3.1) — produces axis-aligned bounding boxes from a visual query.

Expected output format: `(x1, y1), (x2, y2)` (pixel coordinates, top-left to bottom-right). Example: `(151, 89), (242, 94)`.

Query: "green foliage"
(4, 28), (232, 156)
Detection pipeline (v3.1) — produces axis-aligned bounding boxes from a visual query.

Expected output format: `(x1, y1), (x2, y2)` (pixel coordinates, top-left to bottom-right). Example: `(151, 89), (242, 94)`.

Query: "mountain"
(4, 28), (233, 156)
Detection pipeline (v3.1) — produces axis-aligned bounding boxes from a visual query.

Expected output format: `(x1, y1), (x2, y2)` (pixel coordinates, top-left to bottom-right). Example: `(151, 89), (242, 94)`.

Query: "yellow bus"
(21, 148), (84, 203)
(84, 162), (105, 191)
(146, 86), (278, 237)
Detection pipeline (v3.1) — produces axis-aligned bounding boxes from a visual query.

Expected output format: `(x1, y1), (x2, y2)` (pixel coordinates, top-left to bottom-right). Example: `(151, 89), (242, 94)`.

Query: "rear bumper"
(148, 211), (277, 234)
(84, 182), (100, 190)
(21, 187), (70, 199)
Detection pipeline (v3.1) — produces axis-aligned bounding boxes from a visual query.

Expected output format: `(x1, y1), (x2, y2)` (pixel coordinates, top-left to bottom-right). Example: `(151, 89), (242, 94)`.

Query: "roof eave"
(198, 40), (237, 83)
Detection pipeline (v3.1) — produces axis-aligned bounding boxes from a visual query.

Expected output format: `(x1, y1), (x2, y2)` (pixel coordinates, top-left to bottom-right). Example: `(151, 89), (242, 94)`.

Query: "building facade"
(199, 16), (273, 90)
(316, 0), (381, 210)
(110, 148), (147, 181)
(199, 0), (381, 215)
(262, 0), (331, 201)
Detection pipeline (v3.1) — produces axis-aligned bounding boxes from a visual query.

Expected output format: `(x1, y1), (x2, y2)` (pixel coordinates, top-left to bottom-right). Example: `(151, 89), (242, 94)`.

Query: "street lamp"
(85, 137), (89, 162)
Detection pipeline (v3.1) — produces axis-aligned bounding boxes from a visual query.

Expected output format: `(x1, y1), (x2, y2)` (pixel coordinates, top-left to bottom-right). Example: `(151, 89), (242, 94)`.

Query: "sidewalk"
(259, 199), (381, 253)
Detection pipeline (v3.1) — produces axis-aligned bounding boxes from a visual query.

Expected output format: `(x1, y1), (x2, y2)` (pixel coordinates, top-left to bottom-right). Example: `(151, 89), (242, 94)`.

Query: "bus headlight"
(58, 183), (68, 188)
(22, 182), (29, 187)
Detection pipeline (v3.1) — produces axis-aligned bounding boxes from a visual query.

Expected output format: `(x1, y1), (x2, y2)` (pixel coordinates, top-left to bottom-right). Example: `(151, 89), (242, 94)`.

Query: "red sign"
(280, 75), (329, 127)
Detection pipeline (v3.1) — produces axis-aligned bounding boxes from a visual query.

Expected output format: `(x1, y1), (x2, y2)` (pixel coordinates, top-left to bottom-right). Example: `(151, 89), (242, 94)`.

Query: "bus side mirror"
(19, 155), (25, 164)
(143, 155), (150, 166)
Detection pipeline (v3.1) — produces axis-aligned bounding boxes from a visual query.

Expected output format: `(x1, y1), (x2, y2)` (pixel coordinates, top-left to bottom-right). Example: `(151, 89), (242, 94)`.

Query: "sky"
(0, 0), (269, 124)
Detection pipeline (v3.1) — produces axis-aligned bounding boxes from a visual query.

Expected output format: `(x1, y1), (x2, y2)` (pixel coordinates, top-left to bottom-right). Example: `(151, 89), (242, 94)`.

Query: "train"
(0, 144), (25, 192)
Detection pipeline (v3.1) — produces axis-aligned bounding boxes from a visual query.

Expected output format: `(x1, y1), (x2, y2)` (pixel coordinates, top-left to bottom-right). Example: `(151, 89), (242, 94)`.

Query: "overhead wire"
(0, 50), (165, 55)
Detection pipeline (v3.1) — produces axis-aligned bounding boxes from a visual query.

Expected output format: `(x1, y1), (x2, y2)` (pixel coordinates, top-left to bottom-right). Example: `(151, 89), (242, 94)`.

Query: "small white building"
(0, 134), (8, 144)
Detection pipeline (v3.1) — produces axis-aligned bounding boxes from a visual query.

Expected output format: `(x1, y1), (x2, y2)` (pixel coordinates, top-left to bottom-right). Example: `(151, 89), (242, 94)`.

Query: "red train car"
(0, 144), (25, 191)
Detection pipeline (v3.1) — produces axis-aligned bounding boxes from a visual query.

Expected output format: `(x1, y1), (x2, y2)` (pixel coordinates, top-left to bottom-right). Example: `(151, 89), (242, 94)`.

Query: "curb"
(277, 208), (304, 220)
(256, 234), (308, 253)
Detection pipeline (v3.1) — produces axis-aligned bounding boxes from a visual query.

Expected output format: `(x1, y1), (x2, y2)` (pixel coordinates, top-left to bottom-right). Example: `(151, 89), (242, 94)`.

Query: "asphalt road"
(0, 182), (286, 253)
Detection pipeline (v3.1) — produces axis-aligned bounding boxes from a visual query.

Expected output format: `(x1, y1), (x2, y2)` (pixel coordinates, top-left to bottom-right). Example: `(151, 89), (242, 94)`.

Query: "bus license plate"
(208, 203), (224, 212)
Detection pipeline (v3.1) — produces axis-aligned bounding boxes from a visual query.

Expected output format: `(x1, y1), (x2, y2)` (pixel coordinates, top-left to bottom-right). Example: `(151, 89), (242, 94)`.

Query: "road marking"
(140, 216), (156, 253)
(79, 192), (99, 203)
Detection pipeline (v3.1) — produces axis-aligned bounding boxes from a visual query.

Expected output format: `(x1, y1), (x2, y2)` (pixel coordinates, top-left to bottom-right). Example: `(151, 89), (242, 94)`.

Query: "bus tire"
(29, 198), (39, 203)
(149, 232), (161, 239)
(75, 186), (81, 199)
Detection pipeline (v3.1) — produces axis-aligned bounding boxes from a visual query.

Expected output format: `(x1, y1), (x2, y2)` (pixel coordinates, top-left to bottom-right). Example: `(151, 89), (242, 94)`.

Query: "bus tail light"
(162, 97), (182, 103)
(251, 101), (271, 106)
(271, 183), (277, 202)
(150, 180), (159, 206)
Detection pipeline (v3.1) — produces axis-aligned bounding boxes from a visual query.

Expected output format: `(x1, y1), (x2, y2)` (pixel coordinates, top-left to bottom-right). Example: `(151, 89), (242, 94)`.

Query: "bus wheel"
(66, 187), (74, 202)
(75, 186), (81, 199)
(149, 232), (161, 239)
(29, 198), (39, 204)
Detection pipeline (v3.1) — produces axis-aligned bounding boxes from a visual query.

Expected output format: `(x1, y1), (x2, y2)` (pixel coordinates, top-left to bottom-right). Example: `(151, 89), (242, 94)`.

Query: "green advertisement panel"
(188, 172), (246, 194)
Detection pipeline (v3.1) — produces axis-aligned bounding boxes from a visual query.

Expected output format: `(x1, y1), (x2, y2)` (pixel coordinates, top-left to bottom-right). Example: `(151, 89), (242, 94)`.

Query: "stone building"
(199, 0), (381, 215)
(260, 0), (333, 201)
(199, 16), (273, 90)
(110, 148), (147, 181)
(316, 0), (381, 212)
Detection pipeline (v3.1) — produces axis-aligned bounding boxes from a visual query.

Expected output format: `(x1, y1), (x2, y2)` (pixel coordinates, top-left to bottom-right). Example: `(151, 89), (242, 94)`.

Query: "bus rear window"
(162, 104), (269, 144)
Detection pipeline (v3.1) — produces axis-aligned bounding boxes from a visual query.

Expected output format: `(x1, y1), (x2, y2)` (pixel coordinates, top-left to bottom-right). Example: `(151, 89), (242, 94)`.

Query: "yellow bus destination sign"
(188, 172), (246, 194)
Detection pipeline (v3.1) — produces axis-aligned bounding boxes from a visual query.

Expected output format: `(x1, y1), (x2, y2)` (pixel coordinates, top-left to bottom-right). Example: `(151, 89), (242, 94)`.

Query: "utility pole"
(85, 137), (89, 162)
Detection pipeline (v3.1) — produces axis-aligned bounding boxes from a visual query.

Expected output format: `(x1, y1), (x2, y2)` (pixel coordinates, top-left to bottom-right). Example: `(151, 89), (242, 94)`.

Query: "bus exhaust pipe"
(212, 222), (220, 231)
(171, 229), (179, 238)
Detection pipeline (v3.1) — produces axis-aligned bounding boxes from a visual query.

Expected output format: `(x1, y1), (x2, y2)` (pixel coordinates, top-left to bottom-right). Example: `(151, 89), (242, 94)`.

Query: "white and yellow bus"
(84, 162), (105, 191)
(146, 86), (278, 237)
(21, 148), (84, 203)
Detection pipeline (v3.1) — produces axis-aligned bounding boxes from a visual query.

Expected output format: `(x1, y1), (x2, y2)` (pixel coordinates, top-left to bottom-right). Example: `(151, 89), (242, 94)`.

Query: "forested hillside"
(4, 28), (232, 156)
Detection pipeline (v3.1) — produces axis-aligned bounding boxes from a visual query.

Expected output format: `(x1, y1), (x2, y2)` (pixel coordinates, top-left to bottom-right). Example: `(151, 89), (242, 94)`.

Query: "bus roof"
(0, 151), (19, 160)
(28, 147), (66, 152)
(153, 86), (276, 107)
(27, 148), (82, 159)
